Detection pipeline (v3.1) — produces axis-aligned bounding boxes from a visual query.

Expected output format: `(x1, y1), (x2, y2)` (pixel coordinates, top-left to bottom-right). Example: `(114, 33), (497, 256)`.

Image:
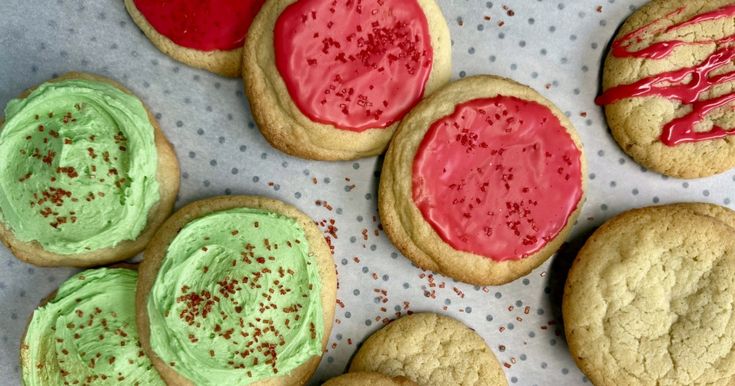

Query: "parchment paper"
(1, 0), (728, 385)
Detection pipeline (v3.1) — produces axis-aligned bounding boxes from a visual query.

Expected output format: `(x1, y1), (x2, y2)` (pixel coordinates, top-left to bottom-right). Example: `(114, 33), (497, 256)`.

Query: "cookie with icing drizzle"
(564, 203), (735, 385)
(136, 195), (337, 385)
(380, 75), (586, 285)
(243, 0), (452, 160)
(125, 0), (265, 77)
(597, 0), (735, 178)
(0, 72), (179, 267)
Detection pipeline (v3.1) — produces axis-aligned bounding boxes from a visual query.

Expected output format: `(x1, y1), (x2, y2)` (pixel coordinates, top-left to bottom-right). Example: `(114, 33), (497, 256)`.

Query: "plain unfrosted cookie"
(323, 372), (417, 386)
(349, 313), (507, 386)
(243, 0), (451, 160)
(125, 0), (264, 77)
(597, 0), (735, 178)
(137, 195), (337, 386)
(379, 75), (586, 285)
(0, 72), (179, 267)
(564, 203), (735, 385)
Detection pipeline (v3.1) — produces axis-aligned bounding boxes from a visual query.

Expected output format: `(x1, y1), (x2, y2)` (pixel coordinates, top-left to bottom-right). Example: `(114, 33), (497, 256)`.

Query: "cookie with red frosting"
(380, 76), (586, 285)
(124, 0), (265, 77)
(597, 0), (735, 178)
(243, 0), (451, 160)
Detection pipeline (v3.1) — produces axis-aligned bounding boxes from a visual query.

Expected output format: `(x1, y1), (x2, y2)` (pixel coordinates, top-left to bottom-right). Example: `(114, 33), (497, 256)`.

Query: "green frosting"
(147, 207), (324, 385)
(22, 268), (165, 386)
(0, 78), (160, 254)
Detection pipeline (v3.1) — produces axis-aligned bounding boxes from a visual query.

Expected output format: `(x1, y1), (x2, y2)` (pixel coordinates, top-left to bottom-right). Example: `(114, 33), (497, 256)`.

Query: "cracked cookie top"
(349, 313), (507, 385)
(564, 203), (735, 385)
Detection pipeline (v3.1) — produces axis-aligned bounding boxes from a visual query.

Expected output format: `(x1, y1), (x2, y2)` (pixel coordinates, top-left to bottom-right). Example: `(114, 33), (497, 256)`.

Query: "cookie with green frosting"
(0, 72), (180, 267)
(21, 267), (165, 385)
(136, 196), (337, 385)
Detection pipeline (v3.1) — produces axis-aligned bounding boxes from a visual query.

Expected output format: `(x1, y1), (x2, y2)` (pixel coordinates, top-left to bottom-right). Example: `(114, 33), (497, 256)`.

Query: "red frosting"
(412, 97), (583, 262)
(274, 0), (434, 132)
(597, 5), (735, 146)
(133, 0), (265, 51)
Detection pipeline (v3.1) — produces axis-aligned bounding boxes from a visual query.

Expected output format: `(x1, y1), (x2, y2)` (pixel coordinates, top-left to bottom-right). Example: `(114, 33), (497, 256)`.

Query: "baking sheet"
(1, 0), (730, 384)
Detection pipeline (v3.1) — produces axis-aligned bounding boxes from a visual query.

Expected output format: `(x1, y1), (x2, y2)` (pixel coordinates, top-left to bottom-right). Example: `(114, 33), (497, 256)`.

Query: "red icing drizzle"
(133, 0), (265, 51)
(596, 5), (735, 146)
(412, 97), (583, 262)
(274, 0), (433, 132)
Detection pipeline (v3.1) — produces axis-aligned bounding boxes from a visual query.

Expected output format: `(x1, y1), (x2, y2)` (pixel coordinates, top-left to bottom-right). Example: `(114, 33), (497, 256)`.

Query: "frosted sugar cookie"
(380, 75), (586, 285)
(0, 72), (179, 267)
(137, 196), (337, 385)
(125, 0), (265, 77)
(244, 0), (451, 160)
(21, 267), (164, 385)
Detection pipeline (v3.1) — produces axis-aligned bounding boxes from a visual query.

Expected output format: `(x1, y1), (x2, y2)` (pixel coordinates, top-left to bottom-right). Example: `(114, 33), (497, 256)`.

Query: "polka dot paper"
(1, 0), (734, 385)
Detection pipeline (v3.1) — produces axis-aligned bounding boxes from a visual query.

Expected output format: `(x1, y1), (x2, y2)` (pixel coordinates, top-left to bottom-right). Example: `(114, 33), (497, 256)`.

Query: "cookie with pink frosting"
(380, 75), (586, 285)
(125, 0), (265, 77)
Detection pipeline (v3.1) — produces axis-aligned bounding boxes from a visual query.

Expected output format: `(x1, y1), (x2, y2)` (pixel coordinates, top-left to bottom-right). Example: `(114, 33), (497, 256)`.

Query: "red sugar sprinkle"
(177, 289), (215, 325)
(41, 150), (56, 165)
(56, 166), (79, 178)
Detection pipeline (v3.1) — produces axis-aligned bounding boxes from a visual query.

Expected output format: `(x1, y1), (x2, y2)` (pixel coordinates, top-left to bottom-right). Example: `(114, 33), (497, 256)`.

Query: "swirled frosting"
(22, 268), (165, 385)
(0, 78), (160, 254)
(147, 207), (324, 384)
